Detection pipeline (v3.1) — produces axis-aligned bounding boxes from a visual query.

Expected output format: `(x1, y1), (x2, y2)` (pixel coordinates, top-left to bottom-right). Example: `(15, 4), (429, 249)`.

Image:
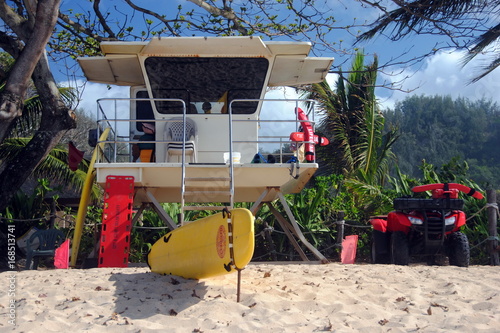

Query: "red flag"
(68, 141), (84, 171)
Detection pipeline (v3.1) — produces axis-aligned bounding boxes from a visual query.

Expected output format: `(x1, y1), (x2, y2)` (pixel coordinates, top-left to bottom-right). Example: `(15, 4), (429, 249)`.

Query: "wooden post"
(49, 200), (56, 229)
(486, 189), (499, 266)
(336, 211), (345, 261)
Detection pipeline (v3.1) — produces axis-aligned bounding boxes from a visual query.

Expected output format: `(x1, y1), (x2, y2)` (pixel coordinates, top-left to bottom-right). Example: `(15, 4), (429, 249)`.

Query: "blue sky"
(57, 1), (499, 114)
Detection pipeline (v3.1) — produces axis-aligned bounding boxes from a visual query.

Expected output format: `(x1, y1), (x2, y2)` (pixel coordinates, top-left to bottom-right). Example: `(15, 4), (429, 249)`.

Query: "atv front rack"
(394, 198), (464, 211)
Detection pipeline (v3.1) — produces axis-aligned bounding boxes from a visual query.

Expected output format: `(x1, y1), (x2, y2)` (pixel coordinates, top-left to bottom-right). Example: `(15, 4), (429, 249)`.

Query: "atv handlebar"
(411, 183), (484, 200)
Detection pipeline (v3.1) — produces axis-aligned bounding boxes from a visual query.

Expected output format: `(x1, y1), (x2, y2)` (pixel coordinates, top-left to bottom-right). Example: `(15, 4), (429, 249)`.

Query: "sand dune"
(1, 263), (499, 332)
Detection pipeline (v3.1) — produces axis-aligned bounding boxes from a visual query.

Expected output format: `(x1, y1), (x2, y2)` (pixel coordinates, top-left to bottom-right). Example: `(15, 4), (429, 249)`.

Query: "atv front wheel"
(391, 231), (410, 265)
(447, 232), (470, 267)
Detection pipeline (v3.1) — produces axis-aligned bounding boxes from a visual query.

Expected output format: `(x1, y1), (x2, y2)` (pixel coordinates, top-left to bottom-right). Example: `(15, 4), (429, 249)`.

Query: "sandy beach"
(1, 263), (499, 332)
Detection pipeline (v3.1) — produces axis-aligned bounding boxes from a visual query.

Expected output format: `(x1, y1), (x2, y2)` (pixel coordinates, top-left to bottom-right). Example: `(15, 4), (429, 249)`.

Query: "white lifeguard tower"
(73, 37), (334, 266)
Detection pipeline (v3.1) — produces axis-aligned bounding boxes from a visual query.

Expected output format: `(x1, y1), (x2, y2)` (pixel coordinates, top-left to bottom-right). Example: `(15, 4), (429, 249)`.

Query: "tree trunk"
(0, 0), (74, 212)
(0, 0), (62, 141)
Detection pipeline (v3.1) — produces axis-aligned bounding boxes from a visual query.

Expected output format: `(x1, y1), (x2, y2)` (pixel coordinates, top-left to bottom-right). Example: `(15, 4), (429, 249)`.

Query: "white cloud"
(80, 82), (129, 116)
(378, 50), (500, 109)
(59, 80), (130, 136)
(60, 80), (129, 117)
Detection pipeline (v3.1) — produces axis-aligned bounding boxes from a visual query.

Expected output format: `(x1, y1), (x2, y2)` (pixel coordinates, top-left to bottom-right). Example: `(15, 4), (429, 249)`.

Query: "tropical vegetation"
(299, 51), (399, 219)
(358, 0), (500, 82)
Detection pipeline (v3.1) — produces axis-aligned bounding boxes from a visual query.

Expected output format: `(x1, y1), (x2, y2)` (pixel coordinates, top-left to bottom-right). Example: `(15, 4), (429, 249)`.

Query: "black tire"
(371, 238), (391, 264)
(391, 231), (410, 265)
(447, 232), (470, 267)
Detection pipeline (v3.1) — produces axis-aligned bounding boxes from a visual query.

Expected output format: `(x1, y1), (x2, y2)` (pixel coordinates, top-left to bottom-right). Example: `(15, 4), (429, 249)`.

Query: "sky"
(58, 1), (499, 118)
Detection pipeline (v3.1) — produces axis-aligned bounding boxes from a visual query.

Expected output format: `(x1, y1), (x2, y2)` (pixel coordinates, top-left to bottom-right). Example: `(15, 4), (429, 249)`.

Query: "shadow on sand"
(108, 270), (208, 319)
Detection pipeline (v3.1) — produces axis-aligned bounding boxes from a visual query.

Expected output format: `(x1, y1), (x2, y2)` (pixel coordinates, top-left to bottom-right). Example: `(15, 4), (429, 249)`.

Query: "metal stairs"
(181, 172), (234, 222)
(178, 113), (237, 225)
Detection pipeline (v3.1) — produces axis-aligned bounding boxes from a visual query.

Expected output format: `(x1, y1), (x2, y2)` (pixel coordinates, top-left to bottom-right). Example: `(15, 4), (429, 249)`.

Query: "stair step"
(184, 190), (231, 195)
(185, 177), (230, 182)
(180, 166), (234, 223)
(182, 206), (228, 211)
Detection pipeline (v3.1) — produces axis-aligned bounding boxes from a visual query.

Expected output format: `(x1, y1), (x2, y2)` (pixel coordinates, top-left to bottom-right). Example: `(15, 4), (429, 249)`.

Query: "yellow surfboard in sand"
(147, 208), (255, 279)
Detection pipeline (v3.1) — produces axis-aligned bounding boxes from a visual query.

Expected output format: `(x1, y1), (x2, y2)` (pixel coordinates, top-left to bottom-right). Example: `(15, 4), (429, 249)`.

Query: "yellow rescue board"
(147, 208), (255, 279)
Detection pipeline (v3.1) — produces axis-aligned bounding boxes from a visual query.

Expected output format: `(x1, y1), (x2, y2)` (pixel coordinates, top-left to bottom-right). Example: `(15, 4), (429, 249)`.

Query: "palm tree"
(0, 137), (98, 199)
(300, 51), (398, 186)
(299, 51), (399, 217)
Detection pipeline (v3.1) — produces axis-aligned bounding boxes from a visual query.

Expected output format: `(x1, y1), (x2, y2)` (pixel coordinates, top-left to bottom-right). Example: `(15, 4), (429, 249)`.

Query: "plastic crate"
(393, 198), (464, 211)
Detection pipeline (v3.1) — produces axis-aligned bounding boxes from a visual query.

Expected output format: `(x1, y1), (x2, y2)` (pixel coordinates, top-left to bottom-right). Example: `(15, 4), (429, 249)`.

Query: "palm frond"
(469, 56), (500, 83)
(357, 0), (483, 42)
(0, 137), (100, 200)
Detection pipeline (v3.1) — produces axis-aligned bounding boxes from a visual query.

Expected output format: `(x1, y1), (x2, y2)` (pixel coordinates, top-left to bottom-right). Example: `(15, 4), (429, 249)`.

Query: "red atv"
(370, 183), (484, 267)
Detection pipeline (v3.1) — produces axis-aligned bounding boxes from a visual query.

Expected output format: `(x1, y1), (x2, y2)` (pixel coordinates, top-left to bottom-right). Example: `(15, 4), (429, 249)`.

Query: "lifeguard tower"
(72, 37), (334, 267)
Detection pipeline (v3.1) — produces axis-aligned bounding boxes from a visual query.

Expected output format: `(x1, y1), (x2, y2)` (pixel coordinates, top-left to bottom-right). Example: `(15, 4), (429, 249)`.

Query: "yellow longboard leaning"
(70, 128), (110, 267)
(147, 208), (255, 279)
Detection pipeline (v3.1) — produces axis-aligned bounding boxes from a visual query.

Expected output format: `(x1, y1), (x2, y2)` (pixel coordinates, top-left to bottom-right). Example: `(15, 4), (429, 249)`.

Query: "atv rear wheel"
(447, 232), (470, 267)
(391, 231), (410, 265)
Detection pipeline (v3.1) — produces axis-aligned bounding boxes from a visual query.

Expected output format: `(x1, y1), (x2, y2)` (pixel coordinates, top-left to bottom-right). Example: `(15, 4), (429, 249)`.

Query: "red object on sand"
(341, 235), (358, 264)
(54, 239), (70, 269)
(369, 182), (484, 266)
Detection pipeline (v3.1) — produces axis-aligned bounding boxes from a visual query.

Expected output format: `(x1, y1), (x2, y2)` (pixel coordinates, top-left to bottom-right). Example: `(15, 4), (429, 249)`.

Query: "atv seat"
(393, 198), (464, 211)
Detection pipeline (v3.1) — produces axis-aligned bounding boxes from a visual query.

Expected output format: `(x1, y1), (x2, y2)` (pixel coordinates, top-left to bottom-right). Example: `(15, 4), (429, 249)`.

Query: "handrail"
(179, 101), (188, 225)
(93, 97), (318, 164)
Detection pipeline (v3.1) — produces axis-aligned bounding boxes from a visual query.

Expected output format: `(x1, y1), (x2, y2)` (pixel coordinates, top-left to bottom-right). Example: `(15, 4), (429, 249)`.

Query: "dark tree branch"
(93, 0), (117, 39)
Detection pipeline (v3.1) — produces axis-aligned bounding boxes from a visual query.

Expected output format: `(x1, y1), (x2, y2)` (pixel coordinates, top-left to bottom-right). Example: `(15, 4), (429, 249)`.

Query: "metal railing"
(92, 97), (318, 164)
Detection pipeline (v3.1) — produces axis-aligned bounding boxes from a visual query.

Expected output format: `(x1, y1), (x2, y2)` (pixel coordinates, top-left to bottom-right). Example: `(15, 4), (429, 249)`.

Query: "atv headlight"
(408, 216), (423, 225)
(444, 216), (456, 226)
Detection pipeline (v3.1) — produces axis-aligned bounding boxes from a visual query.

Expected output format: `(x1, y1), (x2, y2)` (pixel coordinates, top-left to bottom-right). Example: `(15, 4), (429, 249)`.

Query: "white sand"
(1, 263), (499, 332)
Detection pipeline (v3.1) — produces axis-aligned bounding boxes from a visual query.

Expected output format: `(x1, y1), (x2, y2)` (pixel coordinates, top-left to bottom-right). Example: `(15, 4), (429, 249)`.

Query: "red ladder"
(98, 175), (135, 267)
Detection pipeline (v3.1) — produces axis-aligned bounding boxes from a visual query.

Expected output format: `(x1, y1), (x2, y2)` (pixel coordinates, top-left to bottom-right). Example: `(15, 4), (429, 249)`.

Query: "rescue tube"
(412, 183), (484, 200)
(290, 107), (329, 162)
(289, 132), (330, 146)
